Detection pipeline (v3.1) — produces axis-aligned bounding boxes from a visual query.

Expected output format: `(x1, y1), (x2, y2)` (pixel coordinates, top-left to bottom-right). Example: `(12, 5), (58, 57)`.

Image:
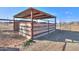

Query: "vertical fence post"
(48, 20), (49, 34)
(31, 9), (33, 40)
(13, 17), (15, 31)
(55, 17), (56, 31)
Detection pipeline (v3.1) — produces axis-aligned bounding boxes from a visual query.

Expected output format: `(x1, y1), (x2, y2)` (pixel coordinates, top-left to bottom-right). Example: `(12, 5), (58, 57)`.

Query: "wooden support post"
(55, 17), (56, 31)
(13, 17), (15, 31)
(48, 20), (49, 34)
(31, 9), (33, 40)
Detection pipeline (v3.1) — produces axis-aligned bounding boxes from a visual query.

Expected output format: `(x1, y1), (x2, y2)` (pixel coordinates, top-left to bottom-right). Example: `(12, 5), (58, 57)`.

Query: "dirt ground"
(21, 24), (79, 51)
(0, 23), (26, 50)
(0, 23), (79, 51)
(21, 29), (79, 51)
(21, 40), (65, 51)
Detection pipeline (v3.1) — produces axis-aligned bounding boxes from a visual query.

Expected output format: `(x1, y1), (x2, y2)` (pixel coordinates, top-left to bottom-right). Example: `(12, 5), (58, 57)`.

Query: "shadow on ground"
(34, 29), (79, 43)
(0, 47), (19, 51)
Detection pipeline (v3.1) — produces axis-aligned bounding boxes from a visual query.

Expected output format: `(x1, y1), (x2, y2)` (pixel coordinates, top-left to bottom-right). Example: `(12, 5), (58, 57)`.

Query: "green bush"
(23, 39), (35, 47)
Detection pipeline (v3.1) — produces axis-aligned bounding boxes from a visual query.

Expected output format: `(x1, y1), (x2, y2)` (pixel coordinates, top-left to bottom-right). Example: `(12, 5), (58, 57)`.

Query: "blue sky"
(0, 7), (79, 22)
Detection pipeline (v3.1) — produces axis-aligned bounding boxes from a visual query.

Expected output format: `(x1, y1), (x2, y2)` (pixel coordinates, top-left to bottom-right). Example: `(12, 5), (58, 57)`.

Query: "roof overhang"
(14, 8), (56, 19)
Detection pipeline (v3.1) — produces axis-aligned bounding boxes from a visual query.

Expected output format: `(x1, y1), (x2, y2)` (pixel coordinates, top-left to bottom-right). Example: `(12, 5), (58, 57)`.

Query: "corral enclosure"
(18, 20), (55, 39)
(14, 19), (55, 40)
(0, 20), (79, 51)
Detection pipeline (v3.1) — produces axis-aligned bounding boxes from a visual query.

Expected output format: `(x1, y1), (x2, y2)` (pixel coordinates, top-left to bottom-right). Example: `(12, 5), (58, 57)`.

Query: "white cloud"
(65, 11), (72, 15)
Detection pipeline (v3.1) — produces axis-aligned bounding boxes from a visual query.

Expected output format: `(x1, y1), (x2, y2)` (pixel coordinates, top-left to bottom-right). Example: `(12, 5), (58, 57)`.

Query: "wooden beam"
(55, 17), (56, 31)
(13, 17), (15, 31)
(31, 9), (34, 40)
(14, 8), (56, 19)
(33, 15), (53, 19)
(48, 20), (49, 34)
(23, 12), (40, 18)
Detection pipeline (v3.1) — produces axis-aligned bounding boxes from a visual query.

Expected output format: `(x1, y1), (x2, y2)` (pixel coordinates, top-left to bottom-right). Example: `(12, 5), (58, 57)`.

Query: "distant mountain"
(0, 19), (13, 21)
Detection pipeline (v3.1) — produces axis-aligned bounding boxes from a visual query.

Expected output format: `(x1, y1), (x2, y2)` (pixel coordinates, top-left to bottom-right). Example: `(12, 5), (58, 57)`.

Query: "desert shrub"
(23, 39), (35, 47)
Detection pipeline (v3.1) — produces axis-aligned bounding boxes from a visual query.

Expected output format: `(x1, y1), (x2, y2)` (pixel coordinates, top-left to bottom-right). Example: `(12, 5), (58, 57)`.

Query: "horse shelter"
(13, 7), (56, 40)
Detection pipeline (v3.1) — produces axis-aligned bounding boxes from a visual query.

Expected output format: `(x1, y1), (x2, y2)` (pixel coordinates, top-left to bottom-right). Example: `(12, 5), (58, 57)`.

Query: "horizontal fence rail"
(19, 22), (56, 39)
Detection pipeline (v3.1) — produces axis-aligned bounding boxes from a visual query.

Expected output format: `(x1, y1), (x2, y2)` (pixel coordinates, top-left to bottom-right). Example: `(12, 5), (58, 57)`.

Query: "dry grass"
(57, 23), (79, 32)
(0, 23), (26, 49)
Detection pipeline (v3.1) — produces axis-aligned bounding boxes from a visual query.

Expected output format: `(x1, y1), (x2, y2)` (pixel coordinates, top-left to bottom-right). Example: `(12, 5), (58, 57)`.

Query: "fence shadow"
(34, 29), (79, 43)
(0, 47), (19, 51)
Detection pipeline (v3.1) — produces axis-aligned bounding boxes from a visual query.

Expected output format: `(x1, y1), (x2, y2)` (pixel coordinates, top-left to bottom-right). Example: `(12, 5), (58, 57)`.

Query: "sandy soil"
(21, 29), (79, 51)
(21, 40), (65, 51)
(65, 43), (79, 51)
(0, 23), (79, 51)
(21, 23), (79, 51)
(0, 23), (26, 50)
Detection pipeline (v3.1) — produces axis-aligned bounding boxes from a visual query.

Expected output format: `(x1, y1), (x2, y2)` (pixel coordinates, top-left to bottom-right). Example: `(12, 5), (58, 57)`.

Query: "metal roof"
(14, 8), (56, 19)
